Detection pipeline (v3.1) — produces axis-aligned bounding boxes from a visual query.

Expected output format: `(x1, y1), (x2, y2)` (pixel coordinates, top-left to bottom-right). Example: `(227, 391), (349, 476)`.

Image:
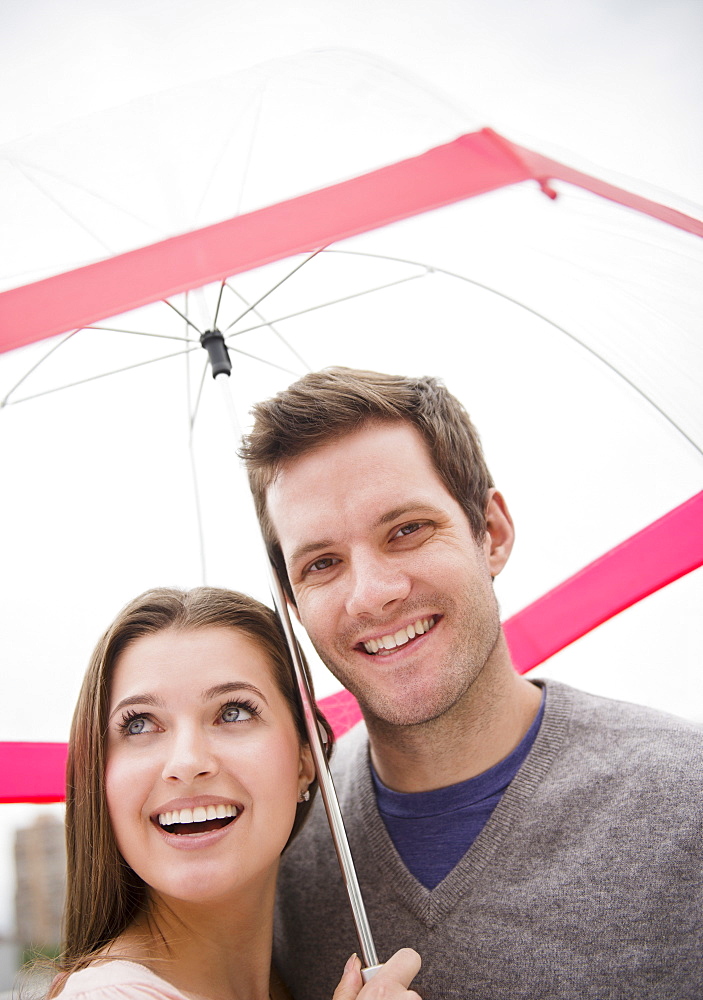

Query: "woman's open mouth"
(156, 803), (238, 836)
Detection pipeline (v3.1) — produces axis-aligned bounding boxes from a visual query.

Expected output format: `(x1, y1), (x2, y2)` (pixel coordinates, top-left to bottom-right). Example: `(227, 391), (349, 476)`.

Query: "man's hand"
(332, 949), (422, 999)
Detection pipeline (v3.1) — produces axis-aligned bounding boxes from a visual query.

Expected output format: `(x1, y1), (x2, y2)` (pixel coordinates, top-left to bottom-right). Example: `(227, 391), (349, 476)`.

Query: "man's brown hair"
(241, 367), (495, 600)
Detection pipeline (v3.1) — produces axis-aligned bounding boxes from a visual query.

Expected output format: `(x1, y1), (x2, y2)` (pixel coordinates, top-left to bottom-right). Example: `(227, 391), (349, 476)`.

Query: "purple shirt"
(372, 693), (546, 888)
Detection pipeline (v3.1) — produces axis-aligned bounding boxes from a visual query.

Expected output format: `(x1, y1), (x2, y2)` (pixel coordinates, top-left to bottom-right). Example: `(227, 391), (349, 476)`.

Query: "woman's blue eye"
(121, 714), (155, 735)
(221, 703), (254, 723)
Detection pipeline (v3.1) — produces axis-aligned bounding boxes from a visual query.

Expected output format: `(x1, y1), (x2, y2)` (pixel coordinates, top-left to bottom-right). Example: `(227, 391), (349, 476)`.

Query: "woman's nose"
(161, 727), (219, 784)
(344, 552), (412, 619)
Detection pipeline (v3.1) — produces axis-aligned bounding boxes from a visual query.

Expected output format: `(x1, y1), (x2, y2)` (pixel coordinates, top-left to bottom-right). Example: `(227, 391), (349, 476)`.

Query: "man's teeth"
(363, 617), (435, 655)
(158, 804), (238, 827)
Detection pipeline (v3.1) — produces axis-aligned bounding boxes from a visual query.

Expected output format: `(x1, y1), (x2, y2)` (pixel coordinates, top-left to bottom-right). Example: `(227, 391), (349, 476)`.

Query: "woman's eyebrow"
(109, 693), (164, 720)
(201, 682), (270, 706)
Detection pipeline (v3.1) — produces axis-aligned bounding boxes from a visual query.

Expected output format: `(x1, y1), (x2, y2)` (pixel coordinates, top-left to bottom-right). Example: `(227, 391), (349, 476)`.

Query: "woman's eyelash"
(116, 708), (151, 735)
(220, 698), (260, 722)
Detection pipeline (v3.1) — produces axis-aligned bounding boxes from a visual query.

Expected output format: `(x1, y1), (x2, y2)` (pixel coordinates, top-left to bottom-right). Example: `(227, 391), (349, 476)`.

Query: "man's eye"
(307, 556), (338, 574)
(395, 522), (424, 538)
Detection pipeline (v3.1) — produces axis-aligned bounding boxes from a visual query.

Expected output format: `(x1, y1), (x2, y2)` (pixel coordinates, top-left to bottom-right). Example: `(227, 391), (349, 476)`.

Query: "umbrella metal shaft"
(212, 370), (382, 974)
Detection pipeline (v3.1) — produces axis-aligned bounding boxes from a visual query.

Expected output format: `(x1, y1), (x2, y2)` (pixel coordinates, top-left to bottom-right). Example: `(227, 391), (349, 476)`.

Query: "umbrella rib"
(212, 281), (227, 331)
(10, 159), (116, 255)
(85, 325), (192, 343)
(189, 357), (211, 432)
(224, 247), (326, 332)
(226, 343), (301, 378)
(437, 268), (703, 459)
(233, 87), (266, 218)
(163, 299), (205, 335)
(223, 271), (428, 341)
(185, 336), (210, 582)
(1, 330), (78, 407)
(4, 344), (201, 405)
(319, 249), (703, 459)
(223, 282), (311, 371)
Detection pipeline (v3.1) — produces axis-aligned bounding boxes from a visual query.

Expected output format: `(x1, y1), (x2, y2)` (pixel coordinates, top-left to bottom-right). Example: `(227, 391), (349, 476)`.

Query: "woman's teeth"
(158, 803), (238, 827)
(363, 617), (435, 655)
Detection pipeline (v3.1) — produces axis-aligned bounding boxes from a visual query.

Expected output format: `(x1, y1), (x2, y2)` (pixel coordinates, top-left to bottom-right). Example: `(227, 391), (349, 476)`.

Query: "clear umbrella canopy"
(1, 52), (702, 762)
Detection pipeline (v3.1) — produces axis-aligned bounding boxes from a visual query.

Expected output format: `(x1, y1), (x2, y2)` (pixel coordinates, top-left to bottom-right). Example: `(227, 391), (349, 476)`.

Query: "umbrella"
(1, 52), (702, 955)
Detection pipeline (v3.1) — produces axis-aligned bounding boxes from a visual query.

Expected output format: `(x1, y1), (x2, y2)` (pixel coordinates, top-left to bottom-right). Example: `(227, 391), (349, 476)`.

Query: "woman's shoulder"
(55, 960), (190, 999)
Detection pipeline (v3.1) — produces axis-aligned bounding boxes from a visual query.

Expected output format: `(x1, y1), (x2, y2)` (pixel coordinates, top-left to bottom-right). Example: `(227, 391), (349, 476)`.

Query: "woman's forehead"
(109, 626), (280, 701)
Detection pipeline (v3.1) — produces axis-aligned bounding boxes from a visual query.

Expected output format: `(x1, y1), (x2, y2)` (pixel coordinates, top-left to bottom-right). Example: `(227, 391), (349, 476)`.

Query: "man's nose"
(344, 552), (411, 618)
(161, 726), (219, 784)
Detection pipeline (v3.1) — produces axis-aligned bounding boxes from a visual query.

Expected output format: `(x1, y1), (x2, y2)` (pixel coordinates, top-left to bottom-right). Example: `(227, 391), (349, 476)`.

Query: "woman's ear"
(298, 743), (315, 789)
(483, 489), (514, 577)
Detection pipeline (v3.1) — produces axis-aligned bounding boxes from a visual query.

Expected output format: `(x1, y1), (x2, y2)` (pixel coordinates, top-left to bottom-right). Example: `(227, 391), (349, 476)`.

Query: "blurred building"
(14, 814), (66, 954)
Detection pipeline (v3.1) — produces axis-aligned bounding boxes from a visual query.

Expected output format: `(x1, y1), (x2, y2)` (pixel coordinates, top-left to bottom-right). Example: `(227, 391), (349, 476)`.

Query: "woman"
(49, 587), (421, 1000)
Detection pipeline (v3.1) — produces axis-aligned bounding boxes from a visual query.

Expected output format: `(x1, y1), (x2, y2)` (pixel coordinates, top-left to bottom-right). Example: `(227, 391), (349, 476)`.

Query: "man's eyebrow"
(201, 682), (269, 706)
(376, 501), (443, 527)
(289, 501), (443, 565)
(289, 539), (334, 566)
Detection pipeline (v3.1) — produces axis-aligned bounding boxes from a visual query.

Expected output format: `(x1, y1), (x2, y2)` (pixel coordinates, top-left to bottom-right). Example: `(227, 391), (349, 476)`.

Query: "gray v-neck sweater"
(274, 681), (703, 999)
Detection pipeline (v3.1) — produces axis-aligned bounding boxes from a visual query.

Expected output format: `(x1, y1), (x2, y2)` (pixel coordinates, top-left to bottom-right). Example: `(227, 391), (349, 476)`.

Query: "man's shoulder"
(549, 679), (702, 736)
(545, 679), (703, 785)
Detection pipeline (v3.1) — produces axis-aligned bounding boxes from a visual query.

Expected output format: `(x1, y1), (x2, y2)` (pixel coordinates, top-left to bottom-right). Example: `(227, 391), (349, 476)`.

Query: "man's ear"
(483, 489), (514, 577)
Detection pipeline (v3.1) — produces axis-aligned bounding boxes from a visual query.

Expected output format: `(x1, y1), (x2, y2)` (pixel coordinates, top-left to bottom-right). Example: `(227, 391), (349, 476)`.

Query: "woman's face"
(105, 626), (314, 906)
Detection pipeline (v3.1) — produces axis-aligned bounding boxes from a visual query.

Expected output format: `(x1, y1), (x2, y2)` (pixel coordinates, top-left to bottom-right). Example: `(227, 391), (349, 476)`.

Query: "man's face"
(266, 421), (510, 728)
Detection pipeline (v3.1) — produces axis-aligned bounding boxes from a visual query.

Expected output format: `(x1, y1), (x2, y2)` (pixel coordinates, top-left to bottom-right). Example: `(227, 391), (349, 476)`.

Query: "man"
(241, 367), (702, 1000)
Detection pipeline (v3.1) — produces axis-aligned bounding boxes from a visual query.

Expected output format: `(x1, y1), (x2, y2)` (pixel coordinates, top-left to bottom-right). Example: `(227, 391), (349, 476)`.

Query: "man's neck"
(366, 642), (543, 793)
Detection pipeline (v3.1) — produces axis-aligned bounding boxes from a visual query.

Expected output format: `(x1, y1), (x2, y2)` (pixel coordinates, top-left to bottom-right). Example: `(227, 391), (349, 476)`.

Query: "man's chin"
(354, 689), (457, 730)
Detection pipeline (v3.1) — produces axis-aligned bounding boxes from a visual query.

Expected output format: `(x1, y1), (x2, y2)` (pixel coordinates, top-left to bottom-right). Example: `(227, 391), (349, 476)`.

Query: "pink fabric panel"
(504, 491), (703, 673)
(0, 130), (528, 354)
(318, 688), (364, 738)
(498, 132), (703, 238)
(0, 741), (68, 804)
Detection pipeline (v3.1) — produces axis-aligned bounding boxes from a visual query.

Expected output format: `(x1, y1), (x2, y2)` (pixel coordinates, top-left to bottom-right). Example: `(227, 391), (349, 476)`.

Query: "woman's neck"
(107, 881), (277, 1000)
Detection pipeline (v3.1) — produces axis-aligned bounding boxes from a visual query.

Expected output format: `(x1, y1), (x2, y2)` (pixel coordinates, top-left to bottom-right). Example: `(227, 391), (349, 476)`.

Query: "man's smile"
(358, 615), (439, 656)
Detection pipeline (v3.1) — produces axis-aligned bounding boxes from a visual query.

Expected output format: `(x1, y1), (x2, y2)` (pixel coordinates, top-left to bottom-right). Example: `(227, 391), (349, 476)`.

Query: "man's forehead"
(267, 421), (433, 499)
(265, 421), (455, 555)
(272, 419), (429, 476)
